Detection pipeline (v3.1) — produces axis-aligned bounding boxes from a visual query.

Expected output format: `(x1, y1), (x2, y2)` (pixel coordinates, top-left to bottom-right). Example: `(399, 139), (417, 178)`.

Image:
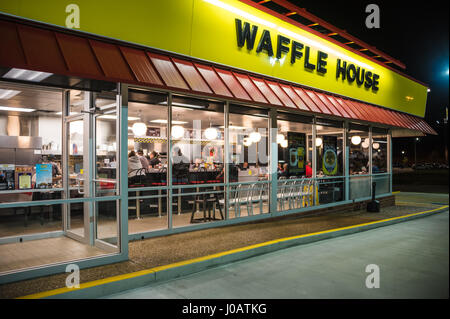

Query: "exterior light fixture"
(277, 133), (285, 144)
(351, 135), (361, 145)
(132, 122), (147, 136)
(315, 137), (323, 147)
(205, 127), (218, 140)
(171, 125), (185, 139)
(250, 131), (262, 143)
(280, 139), (288, 148)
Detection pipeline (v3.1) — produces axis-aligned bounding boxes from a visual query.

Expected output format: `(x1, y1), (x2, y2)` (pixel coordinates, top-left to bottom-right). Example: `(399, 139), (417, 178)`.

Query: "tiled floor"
(0, 236), (107, 273)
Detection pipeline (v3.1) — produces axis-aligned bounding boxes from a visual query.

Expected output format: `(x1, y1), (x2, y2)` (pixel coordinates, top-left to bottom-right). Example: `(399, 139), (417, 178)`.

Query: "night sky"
(287, 0), (449, 163)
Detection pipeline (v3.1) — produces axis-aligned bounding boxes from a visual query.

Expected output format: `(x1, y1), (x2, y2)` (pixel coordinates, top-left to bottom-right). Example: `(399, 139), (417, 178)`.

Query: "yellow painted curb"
(18, 204), (448, 299)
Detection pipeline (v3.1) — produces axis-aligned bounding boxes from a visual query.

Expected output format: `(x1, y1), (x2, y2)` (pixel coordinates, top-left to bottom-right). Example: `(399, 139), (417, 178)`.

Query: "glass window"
(171, 96), (225, 227)
(315, 118), (344, 204)
(277, 113), (313, 179)
(371, 127), (389, 195)
(228, 104), (270, 218)
(276, 113), (315, 211)
(127, 89), (169, 233)
(371, 127), (388, 174)
(348, 123), (371, 199)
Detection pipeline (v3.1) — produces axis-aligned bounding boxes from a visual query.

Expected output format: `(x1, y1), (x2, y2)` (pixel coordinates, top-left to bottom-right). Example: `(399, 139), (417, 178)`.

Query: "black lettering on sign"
(372, 74), (380, 91)
(356, 67), (365, 86)
(364, 71), (373, 88)
(317, 51), (328, 74)
(291, 41), (304, 64)
(276, 35), (290, 59)
(347, 64), (357, 82)
(336, 59), (346, 80)
(235, 19), (258, 50)
(256, 29), (274, 57)
(304, 46), (315, 70)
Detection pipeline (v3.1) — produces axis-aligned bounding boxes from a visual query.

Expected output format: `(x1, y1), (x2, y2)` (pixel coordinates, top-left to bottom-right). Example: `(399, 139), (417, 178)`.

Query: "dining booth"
(0, 0), (435, 284)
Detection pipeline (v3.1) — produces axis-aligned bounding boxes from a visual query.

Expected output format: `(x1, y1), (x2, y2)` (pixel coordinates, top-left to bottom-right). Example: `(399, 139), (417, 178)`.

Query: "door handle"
(76, 177), (84, 194)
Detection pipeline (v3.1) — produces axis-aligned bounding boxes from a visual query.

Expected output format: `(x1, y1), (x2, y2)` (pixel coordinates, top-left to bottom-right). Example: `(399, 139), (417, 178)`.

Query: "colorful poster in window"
(322, 136), (338, 176)
(35, 164), (53, 189)
(287, 132), (306, 175)
(15, 166), (33, 190)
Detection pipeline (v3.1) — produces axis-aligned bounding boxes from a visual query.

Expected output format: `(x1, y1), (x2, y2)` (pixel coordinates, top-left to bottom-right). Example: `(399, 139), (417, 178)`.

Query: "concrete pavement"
(104, 209), (449, 299)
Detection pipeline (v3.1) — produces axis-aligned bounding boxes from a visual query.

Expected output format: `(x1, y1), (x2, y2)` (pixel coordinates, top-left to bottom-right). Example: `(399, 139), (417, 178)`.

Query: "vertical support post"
(368, 126), (373, 198)
(269, 108), (277, 214)
(312, 117), (317, 205)
(344, 121), (349, 201)
(388, 129), (393, 194)
(224, 101), (229, 220)
(118, 83), (129, 256)
(62, 90), (69, 232)
(83, 91), (95, 246)
(167, 93), (173, 230)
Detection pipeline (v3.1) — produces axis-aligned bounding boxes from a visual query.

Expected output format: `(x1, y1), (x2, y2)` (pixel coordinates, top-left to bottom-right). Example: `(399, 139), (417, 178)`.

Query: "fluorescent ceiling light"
(0, 89), (21, 100)
(150, 119), (188, 124)
(0, 105), (35, 112)
(159, 101), (206, 109)
(98, 115), (140, 120)
(204, 0), (374, 70)
(3, 68), (53, 82)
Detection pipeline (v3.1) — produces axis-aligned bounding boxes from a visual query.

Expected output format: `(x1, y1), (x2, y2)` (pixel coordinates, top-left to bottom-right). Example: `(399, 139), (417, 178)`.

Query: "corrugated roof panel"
(233, 73), (268, 104)
(326, 95), (351, 118)
(279, 85), (311, 111)
(303, 89), (332, 115)
(347, 100), (371, 121)
(89, 40), (134, 81)
(250, 77), (282, 106)
(55, 33), (103, 78)
(120, 47), (162, 86)
(315, 92), (344, 117)
(172, 58), (212, 94)
(214, 68), (251, 100)
(0, 20), (27, 68)
(333, 97), (359, 119)
(147, 52), (189, 90)
(385, 109), (405, 127)
(265, 81), (297, 109)
(17, 25), (67, 74)
(195, 64), (233, 97)
(361, 102), (392, 126)
(292, 87), (322, 113)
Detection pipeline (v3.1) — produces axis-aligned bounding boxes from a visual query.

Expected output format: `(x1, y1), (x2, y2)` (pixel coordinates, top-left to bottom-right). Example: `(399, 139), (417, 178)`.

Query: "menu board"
(287, 132), (306, 175)
(322, 136), (338, 176)
(35, 164), (53, 188)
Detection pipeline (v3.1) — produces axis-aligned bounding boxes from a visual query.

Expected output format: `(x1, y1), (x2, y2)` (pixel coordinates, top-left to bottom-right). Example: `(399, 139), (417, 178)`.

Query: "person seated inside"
(128, 151), (143, 177)
(137, 150), (149, 171)
(278, 163), (289, 178)
(172, 146), (190, 183)
(148, 151), (161, 168)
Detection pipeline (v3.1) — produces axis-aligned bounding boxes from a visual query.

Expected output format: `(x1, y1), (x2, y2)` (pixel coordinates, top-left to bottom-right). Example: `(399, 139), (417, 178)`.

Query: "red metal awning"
(0, 16), (436, 135)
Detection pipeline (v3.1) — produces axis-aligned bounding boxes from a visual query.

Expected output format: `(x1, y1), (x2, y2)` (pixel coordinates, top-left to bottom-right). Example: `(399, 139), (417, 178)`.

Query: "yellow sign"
(0, 0), (428, 117)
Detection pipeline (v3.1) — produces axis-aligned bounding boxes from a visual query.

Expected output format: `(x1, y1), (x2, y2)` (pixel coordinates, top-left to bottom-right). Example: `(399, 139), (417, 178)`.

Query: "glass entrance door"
(63, 90), (120, 251)
(64, 116), (87, 241)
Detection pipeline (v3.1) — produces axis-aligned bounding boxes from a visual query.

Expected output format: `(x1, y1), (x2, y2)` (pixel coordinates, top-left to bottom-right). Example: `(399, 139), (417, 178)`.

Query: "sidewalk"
(0, 193), (448, 299)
